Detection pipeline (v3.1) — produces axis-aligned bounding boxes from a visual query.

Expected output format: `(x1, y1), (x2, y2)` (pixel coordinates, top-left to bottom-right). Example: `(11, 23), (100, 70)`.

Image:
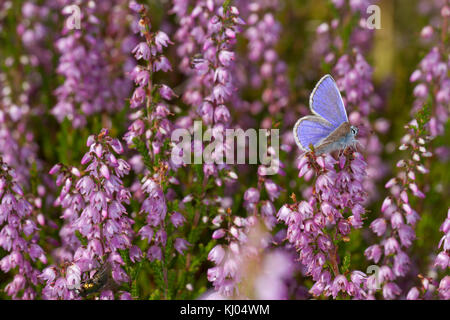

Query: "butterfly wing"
(293, 116), (335, 151)
(309, 74), (348, 128)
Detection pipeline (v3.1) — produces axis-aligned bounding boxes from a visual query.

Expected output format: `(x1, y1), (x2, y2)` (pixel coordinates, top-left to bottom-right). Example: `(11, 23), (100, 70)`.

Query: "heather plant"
(0, 0), (449, 301)
(53, 0), (133, 128)
(0, 158), (46, 299)
(43, 129), (134, 299)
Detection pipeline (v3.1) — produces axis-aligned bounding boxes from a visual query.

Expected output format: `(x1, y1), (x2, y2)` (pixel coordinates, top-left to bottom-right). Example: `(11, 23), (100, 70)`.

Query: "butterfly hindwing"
(314, 122), (352, 154)
(309, 75), (348, 128)
(294, 116), (335, 151)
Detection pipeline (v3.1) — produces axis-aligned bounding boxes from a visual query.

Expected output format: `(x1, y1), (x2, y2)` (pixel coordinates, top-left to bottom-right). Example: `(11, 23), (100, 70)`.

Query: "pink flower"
(370, 218), (387, 236)
(130, 87), (146, 108)
(170, 212), (186, 228)
(406, 287), (420, 300)
(365, 245), (382, 263)
(174, 238), (190, 255)
(218, 50), (234, 66)
(132, 42), (151, 61)
(244, 188), (260, 203)
(148, 245), (162, 261)
(154, 31), (172, 52)
(159, 85), (176, 100)
(382, 282), (401, 299)
(212, 229), (226, 240)
(153, 56), (172, 72)
(208, 245), (225, 264)
(129, 1), (144, 13)
(331, 275), (348, 298)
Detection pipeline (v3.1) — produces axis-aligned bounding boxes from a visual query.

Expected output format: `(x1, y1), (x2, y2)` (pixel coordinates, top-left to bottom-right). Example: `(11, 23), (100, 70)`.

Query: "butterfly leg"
(356, 140), (363, 151)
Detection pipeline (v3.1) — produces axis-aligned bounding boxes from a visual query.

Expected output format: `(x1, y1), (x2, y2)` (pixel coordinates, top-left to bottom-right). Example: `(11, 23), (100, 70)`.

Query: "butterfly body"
(314, 121), (358, 154)
(293, 75), (358, 154)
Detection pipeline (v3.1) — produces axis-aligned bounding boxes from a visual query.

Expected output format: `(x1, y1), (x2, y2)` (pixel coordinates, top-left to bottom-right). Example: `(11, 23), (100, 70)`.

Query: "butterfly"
(293, 74), (358, 154)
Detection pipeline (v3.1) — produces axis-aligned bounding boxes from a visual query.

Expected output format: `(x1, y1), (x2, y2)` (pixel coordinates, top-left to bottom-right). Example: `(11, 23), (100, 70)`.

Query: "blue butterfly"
(293, 74), (358, 154)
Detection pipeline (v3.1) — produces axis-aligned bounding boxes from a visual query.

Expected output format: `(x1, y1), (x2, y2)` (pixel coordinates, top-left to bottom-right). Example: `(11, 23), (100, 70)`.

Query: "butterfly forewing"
(309, 75), (348, 128)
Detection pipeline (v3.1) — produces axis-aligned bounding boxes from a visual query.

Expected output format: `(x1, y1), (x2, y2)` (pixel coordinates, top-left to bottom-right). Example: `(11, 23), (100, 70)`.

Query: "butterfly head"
(350, 125), (358, 136)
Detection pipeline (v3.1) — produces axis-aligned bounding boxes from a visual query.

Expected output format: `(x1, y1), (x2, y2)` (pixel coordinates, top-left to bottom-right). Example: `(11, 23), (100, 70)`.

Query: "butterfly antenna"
(358, 124), (375, 136)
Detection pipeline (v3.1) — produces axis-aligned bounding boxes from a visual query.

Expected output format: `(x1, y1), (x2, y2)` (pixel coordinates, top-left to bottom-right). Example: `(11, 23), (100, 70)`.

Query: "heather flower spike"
(278, 149), (369, 299)
(43, 129), (133, 299)
(0, 158), (46, 299)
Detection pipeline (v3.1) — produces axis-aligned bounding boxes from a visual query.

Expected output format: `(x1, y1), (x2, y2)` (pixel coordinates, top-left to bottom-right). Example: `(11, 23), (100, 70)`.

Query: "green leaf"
(148, 288), (160, 300)
(149, 260), (165, 288)
(74, 230), (87, 246)
(133, 137), (153, 171)
(223, 0), (232, 11)
(131, 259), (145, 298)
(341, 254), (351, 274)
(416, 101), (431, 134)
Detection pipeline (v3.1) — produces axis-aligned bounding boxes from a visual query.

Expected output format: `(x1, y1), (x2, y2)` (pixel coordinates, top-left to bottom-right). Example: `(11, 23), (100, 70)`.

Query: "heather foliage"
(0, 0), (448, 300)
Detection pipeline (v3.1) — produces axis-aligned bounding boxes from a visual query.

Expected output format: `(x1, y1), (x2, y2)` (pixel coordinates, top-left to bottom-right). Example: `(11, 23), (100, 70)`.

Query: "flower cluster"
(406, 207), (450, 300)
(171, 0), (212, 109)
(18, 1), (54, 71)
(171, 1), (245, 193)
(243, 0), (289, 116)
(334, 50), (387, 196)
(207, 207), (250, 296)
(334, 52), (374, 116)
(410, 40), (449, 137)
(331, 0), (375, 14)
(125, 2), (176, 158)
(311, 0), (386, 205)
(53, 0), (133, 127)
(362, 1), (448, 300)
(0, 3), (48, 187)
(0, 64), (40, 187)
(207, 215), (288, 298)
(243, 181), (278, 231)
(193, 4), (243, 129)
(125, 5), (191, 298)
(365, 118), (433, 299)
(435, 208), (450, 272)
(434, 208), (450, 299)
(0, 159), (46, 299)
(42, 129), (133, 299)
(410, 4), (449, 139)
(235, 1), (286, 256)
(278, 149), (369, 299)
(137, 174), (190, 261)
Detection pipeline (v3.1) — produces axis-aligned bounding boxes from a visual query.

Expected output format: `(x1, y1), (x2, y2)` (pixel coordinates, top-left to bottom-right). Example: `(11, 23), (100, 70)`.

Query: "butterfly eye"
(351, 127), (358, 135)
